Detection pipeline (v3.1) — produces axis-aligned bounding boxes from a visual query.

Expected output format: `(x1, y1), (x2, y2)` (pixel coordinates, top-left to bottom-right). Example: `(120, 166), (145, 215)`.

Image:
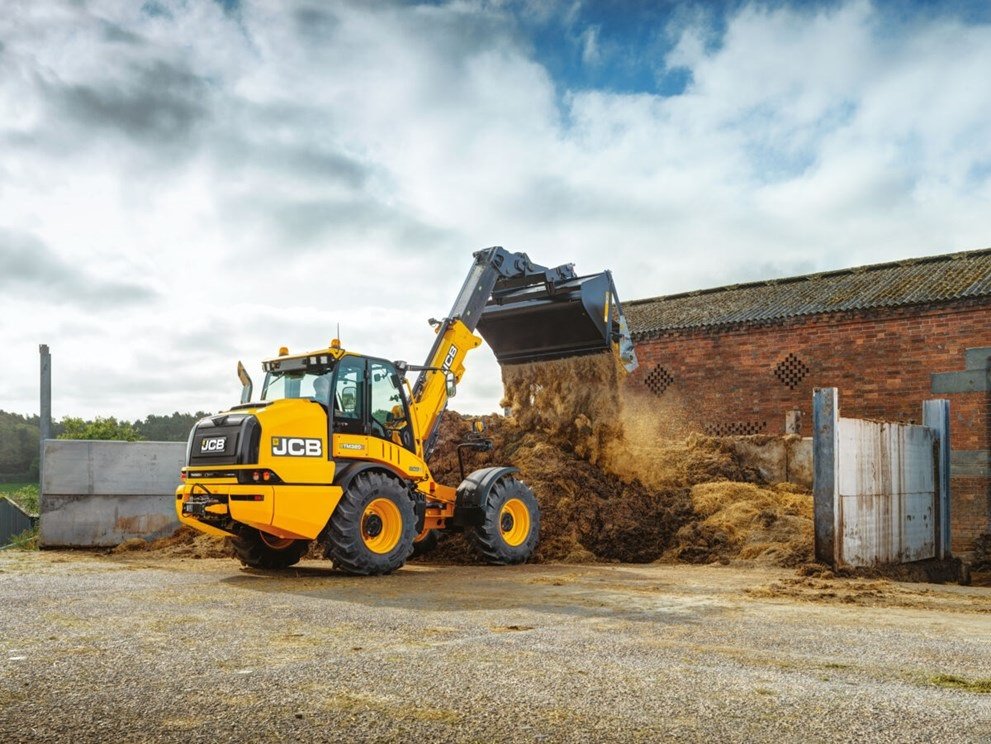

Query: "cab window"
(370, 361), (414, 451)
(332, 356), (365, 435)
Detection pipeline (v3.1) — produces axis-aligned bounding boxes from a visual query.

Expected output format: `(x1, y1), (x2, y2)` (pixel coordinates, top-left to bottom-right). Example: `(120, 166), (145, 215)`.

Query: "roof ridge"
(626, 246), (991, 307)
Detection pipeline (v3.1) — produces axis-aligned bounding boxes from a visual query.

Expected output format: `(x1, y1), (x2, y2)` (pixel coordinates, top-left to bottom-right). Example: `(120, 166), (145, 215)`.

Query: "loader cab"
(331, 355), (416, 453)
(259, 352), (416, 453)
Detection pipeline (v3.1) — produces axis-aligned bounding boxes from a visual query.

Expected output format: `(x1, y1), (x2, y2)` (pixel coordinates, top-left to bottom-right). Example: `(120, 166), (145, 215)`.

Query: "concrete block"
(40, 440), (185, 547)
(931, 369), (989, 394)
(950, 450), (990, 478)
(725, 436), (812, 489)
(40, 494), (179, 547)
(963, 347), (991, 371)
(43, 440), (184, 496)
(785, 410), (803, 435)
(786, 437), (813, 489)
(730, 438), (786, 483)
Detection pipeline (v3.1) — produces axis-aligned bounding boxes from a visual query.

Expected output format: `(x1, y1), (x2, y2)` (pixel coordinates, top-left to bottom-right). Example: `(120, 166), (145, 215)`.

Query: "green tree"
(0, 411), (40, 478)
(58, 416), (144, 442)
(133, 411), (210, 442)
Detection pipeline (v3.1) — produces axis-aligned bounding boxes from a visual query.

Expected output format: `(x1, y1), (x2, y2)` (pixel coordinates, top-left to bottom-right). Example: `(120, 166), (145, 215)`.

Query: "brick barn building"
(624, 248), (991, 555)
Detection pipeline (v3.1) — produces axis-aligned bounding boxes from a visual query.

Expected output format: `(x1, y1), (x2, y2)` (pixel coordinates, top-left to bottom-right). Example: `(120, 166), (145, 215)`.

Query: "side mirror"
(446, 372), (457, 399)
(237, 361), (253, 404)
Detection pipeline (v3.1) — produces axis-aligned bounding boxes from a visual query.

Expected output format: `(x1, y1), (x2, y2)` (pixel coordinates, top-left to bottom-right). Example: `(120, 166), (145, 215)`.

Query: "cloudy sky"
(2, 0), (990, 421)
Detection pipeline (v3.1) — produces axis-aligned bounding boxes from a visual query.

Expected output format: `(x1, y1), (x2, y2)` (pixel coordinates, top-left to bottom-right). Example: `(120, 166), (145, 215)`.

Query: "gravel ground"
(1, 551), (989, 743)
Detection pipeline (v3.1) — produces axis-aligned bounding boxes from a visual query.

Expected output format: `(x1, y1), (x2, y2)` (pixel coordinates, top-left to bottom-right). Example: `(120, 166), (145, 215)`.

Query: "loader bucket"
(476, 272), (638, 371)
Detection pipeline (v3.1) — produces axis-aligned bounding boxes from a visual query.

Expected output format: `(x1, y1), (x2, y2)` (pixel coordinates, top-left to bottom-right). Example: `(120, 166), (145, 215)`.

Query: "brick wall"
(630, 299), (991, 554)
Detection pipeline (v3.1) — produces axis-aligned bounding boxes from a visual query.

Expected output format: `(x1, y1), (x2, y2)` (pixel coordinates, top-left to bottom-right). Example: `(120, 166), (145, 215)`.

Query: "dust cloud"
(427, 354), (813, 565)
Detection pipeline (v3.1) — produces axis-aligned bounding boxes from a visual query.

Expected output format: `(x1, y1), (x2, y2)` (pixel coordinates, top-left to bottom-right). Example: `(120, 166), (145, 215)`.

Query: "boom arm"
(411, 248), (576, 455)
(410, 246), (638, 459)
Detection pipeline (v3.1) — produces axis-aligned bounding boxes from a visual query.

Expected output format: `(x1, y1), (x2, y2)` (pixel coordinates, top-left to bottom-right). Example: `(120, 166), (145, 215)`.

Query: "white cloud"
(0, 0), (989, 421)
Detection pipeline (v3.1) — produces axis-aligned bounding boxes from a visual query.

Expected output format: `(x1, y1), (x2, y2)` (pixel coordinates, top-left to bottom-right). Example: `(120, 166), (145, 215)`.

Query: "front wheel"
(466, 477), (540, 565)
(231, 527), (309, 569)
(324, 471), (416, 575)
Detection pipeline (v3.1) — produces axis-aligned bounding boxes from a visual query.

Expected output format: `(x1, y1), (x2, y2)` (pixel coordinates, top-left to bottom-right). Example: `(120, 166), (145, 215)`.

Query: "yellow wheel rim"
(499, 498), (531, 547)
(414, 525), (432, 543)
(362, 498), (403, 555)
(259, 532), (294, 550)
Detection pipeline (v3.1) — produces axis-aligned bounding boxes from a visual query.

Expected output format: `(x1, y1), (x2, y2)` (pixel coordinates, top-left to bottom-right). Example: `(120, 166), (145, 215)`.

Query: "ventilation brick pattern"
(644, 365), (674, 396)
(774, 353), (810, 389)
(704, 421), (768, 437)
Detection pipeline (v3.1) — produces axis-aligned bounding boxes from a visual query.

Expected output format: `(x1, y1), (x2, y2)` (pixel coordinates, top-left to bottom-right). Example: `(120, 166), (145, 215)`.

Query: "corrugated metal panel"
(0, 497), (36, 547)
(835, 418), (936, 566)
(627, 248), (991, 337)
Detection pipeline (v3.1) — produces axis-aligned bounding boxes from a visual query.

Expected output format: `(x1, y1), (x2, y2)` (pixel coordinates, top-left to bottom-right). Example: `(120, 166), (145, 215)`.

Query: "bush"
(0, 484), (39, 515)
(58, 417), (143, 442)
(3, 525), (39, 551)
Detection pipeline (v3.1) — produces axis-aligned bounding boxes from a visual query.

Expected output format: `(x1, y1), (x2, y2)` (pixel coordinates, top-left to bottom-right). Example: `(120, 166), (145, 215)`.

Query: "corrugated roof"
(626, 248), (991, 338)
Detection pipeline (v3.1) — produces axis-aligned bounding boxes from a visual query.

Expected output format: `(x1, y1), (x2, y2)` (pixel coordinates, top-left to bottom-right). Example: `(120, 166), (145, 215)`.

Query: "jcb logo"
(200, 437), (226, 453)
(442, 344), (458, 371)
(271, 437), (322, 457)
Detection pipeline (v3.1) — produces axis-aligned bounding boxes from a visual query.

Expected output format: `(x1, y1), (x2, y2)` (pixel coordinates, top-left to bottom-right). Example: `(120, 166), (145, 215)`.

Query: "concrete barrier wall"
(40, 440), (184, 547)
(729, 436), (813, 489)
(36, 434), (815, 548)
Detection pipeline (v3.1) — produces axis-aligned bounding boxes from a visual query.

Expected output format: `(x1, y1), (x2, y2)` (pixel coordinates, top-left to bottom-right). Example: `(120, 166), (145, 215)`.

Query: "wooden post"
(922, 399), (951, 560)
(813, 388), (839, 566)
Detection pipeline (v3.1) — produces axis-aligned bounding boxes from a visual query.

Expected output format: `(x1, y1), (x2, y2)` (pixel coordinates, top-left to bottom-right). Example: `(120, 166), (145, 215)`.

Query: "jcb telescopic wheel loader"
(176, 247), (638, 575)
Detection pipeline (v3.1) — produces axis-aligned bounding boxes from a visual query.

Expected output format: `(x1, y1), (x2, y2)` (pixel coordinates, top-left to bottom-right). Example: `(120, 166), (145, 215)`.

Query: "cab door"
(369, 359), (415, 453)
(331, 355), (366, 436)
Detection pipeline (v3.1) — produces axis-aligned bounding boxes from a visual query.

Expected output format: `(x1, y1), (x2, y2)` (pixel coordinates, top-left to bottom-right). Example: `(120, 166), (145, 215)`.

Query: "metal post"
(813, 388), (839, 566)
(39, 344), (52, 490)
(922, 399), (951, 560)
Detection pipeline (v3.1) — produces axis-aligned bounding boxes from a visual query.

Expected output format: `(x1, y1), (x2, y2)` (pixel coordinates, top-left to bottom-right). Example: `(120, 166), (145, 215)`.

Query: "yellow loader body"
(176, 248), (637, 574)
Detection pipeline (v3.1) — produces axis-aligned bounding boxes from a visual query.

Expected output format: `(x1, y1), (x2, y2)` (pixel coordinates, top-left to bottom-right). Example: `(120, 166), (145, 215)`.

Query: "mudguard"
(453, 466), (519, 527)
(333, 460), (404, 490)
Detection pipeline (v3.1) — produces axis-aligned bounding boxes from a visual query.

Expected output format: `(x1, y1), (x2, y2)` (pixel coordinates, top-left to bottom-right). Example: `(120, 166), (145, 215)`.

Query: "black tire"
(411, 528), (440, 558)
(231, 527), (309, 569)
(324, 471), (416, 575)
(466, 477), (540, 565)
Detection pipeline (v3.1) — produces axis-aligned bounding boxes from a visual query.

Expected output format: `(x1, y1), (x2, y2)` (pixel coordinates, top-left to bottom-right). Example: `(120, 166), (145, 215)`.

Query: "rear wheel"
(466, 477), (540, 565)
(411, 527), (440, 558)
(324, 471), (416, 575)
(232, 527), (309, 569)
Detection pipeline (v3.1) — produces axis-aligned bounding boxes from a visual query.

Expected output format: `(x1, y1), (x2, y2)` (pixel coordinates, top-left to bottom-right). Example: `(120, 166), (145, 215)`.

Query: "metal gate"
(0, 496), (37, 547)
(813, 388), (951, 567)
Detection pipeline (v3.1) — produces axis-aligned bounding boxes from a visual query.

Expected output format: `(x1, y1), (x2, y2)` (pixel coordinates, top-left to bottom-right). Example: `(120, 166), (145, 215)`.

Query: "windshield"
(261, 370), (333, 404)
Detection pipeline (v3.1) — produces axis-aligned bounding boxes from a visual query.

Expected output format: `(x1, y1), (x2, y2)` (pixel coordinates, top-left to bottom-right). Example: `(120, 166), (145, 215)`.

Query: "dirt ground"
(1, 551), (989, 743)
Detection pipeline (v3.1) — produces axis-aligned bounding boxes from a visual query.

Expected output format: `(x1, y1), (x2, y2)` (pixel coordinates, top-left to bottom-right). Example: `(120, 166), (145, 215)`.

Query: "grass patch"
(0, 482), (33, 493)
(3, 525), (39, 551)
(1, 483), (39, 515)
(930, 674), (991, 693)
